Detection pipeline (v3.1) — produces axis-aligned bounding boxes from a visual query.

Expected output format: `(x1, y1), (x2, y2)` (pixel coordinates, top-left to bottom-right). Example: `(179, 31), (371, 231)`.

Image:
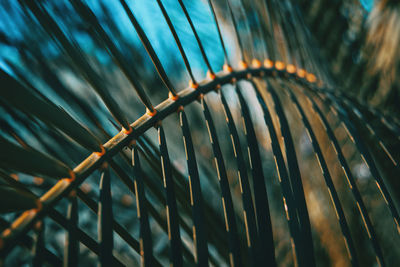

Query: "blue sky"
(0, 0), (236, 82)
(360, 0), (374, 12)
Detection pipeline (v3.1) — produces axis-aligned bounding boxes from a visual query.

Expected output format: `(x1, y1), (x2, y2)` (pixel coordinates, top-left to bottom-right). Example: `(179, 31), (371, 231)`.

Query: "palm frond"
(0, 0), (399, 266)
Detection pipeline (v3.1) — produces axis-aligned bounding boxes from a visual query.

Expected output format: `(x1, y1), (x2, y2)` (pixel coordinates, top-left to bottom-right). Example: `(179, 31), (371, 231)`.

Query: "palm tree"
(0, 0), (399, 266)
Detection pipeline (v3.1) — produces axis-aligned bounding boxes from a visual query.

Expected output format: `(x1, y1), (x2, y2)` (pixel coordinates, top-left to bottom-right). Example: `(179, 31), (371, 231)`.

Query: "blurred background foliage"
(0, 0), (399, 266)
